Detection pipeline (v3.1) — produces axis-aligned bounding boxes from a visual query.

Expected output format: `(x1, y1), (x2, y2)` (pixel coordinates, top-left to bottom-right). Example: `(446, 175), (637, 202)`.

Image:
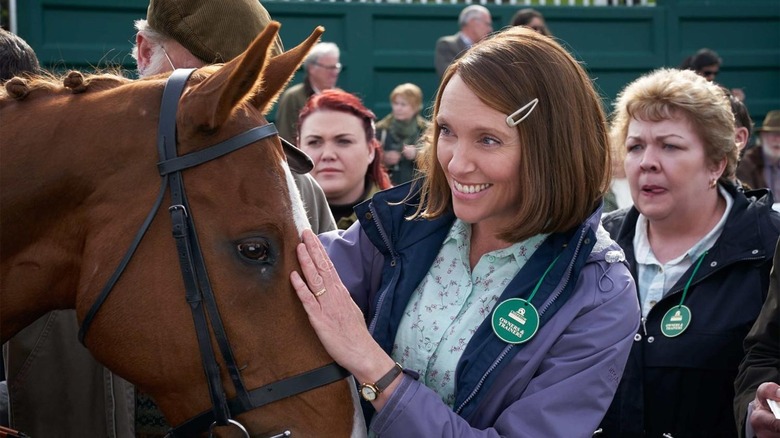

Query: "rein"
(0, 426), (29, 438)
(78, 69), (349, 437)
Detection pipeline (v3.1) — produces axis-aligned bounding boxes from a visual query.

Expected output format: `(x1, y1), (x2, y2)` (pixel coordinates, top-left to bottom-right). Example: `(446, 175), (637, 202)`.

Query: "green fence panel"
(13, 0), (780, 125)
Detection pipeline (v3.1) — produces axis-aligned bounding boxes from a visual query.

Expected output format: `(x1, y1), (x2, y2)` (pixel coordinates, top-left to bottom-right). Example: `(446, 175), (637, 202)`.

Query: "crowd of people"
(2, 1), (780, 437)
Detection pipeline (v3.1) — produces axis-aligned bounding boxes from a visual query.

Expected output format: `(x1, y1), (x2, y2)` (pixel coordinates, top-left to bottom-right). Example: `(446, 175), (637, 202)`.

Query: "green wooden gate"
(12, 0), (780, 124)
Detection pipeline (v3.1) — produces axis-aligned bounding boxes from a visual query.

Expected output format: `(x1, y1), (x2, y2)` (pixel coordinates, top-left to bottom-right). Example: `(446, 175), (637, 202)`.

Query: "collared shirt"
(633, 185), (733, 317)
(391, 219), (547, 407)
(459, 32), (474, 48)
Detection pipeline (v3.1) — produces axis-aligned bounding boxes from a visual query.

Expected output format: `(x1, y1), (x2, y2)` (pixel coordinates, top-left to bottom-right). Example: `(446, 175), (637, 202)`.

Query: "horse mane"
(0, 64), (267, 117)
(1, 69), (133, 101)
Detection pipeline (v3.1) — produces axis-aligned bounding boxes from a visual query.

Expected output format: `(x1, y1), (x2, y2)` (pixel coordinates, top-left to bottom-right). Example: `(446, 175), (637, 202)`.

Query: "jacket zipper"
(455, 227), (589, 415)
(367, 202), (398, 333)
(455, 344), (514, 414)
(539, 227), (587, 315)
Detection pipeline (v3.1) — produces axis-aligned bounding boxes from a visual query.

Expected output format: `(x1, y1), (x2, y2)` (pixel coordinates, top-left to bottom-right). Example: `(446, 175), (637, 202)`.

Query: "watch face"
(360, 384), (377, 401)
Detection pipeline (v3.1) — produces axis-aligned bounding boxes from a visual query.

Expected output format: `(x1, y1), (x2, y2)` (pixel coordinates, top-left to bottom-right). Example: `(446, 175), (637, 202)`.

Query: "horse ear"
(250, 26), (325, 114)
(182, 22), (282, 131)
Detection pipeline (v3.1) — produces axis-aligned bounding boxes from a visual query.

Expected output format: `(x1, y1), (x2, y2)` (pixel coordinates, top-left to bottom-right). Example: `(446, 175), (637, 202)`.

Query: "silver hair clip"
(505, 98), (539, 127)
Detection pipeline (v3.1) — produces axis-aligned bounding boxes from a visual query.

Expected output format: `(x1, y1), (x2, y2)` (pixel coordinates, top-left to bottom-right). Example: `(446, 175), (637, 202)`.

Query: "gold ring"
(313, 288), (327, 297)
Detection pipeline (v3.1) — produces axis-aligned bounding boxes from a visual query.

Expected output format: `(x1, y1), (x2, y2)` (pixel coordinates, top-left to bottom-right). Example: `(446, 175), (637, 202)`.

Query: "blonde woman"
(600, 68), (780, 437)
(376, 83), (428, 185)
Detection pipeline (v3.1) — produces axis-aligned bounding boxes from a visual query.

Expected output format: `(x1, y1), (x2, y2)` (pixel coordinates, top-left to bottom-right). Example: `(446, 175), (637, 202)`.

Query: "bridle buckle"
(168, 204), (188, 217)
(208, 419), (250, 438)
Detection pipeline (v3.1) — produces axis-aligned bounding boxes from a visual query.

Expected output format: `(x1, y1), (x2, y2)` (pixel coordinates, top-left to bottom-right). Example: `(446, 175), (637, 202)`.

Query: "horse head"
(0, 23), (359, 437)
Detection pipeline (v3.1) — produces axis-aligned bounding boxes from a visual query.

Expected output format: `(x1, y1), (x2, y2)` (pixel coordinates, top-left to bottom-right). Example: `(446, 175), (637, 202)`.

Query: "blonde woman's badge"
(491, 298), (539, 344)
(661, 305), (692, 337)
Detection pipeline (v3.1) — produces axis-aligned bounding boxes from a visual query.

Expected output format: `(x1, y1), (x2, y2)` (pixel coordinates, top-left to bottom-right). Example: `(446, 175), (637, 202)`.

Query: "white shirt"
(632, 185), (733, 318)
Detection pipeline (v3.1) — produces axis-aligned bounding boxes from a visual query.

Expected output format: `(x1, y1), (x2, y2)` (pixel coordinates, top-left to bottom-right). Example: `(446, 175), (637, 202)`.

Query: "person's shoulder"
(730, 186), (780, 245)
(601, 207), (631, 236)
(280, 82), (305, 98)
(370, 181), (421, 207)
(601, 207), (629, 222)
(292, 171), (316, 189)
(375, 114), (393, 130)
(436, 33), (459, 45)
(736, 185), (777, 216)
(580, 224), (637, 311)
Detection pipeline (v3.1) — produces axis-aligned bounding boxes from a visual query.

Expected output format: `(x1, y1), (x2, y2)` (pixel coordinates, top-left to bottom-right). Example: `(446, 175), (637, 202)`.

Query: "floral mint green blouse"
(391, 219), (548, 407)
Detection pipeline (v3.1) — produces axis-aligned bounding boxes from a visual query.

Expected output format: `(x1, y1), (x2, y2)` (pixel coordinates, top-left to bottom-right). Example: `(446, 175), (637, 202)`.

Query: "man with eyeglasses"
(434, 5), (493, 79)
(275, 42), (342, 143)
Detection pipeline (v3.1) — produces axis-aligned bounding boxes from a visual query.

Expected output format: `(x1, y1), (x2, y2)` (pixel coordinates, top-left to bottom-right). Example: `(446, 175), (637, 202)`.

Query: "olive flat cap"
(147, 0), (282, 63)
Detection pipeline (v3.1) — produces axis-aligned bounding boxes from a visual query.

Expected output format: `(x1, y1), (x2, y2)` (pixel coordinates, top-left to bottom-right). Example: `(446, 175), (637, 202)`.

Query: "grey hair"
(458, 5), (490, 27)
(303, 42), (340, 69)
(131, 19), (173, 77)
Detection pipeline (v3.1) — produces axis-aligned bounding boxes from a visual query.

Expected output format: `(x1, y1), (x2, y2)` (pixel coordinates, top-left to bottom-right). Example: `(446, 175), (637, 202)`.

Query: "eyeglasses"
(701, 69), (719, 78)
(161, 46), (177, 71)
(313, 62), (342, 72)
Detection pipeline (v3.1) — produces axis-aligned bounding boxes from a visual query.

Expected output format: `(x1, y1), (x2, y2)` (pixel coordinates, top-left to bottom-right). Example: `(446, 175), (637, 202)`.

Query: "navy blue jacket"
(599, 183), (780, 438)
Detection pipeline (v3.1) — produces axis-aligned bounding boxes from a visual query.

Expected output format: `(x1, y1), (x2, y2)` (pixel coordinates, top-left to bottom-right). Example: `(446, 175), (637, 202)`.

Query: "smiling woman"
(287, 26), (641, 437)
(600, 68), (780, 437)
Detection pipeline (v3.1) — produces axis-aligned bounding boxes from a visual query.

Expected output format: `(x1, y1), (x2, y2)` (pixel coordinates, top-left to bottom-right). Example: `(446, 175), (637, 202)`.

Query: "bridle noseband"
(78, 69), (349, 437)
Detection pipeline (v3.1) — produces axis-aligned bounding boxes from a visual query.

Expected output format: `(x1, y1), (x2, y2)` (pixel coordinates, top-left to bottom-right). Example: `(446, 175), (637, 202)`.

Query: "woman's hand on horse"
(290, 230), (396, 396)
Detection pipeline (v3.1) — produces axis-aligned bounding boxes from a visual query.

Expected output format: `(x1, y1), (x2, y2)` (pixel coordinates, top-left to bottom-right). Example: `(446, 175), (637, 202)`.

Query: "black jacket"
(733, 239), (780, 437)
(598, 183), (780, 438)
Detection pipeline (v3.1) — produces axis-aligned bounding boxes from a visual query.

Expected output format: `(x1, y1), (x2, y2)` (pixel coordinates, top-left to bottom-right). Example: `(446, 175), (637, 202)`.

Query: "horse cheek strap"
(78, 69), (350, 437)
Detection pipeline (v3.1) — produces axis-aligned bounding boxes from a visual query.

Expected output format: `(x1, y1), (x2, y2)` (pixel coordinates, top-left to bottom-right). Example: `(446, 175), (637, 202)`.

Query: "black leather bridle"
(77, 69), (350, 437)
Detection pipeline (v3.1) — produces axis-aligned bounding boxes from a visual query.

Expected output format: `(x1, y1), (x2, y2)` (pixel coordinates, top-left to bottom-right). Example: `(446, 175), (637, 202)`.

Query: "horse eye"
(237, 240), (270, 262)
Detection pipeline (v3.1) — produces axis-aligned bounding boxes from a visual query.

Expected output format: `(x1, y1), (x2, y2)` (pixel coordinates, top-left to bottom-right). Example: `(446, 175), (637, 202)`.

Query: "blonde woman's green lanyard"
(660, 251), (707, 338)
(491, 255), (561, 344)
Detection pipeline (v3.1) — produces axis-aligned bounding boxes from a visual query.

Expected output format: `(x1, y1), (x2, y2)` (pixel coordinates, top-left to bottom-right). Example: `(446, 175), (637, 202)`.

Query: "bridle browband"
(78, 69), (350, 437)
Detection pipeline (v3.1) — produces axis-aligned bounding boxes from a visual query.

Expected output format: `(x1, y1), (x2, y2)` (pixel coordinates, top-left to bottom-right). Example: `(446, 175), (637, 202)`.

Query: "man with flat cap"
(134, 0), (335, 234)
(2, 1), (335, 436)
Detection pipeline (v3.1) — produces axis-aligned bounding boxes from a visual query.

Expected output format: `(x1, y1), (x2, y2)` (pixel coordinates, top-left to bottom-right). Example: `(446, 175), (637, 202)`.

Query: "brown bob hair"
(413, 26), (610, 242)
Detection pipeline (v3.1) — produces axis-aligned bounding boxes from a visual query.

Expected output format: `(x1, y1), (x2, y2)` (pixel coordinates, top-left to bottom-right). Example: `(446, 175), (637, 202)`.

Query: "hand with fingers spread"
(290, 229), (400, 410)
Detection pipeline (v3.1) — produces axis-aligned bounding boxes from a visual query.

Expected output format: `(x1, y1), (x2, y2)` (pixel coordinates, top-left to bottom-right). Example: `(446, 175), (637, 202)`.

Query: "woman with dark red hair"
(297, 89), (392, 229)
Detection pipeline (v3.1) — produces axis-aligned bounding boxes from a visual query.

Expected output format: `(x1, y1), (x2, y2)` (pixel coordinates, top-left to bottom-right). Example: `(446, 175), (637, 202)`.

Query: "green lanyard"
(660, 250), (708, 338)
(528, 254), (561, 303)
(491, 254), (561, 344)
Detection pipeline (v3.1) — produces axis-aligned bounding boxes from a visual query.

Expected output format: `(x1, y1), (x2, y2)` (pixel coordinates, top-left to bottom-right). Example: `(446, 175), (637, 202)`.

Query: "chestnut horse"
(0, 24), (361, 437)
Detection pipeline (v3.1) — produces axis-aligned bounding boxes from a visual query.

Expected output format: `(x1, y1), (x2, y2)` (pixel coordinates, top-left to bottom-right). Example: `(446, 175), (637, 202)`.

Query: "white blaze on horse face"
(281, 160), (311, 235)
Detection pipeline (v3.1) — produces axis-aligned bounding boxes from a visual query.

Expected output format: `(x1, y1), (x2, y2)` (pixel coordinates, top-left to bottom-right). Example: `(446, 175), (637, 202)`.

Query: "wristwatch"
(359, 362), (403, 402)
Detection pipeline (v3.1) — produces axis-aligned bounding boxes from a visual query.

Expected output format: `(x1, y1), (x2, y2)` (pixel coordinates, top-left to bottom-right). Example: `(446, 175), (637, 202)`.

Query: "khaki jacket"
(5, 311), (135, 437)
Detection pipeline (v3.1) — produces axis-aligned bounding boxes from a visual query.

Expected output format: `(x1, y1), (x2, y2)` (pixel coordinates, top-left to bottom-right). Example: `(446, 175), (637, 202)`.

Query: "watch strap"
(373, 362), (403, 393)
